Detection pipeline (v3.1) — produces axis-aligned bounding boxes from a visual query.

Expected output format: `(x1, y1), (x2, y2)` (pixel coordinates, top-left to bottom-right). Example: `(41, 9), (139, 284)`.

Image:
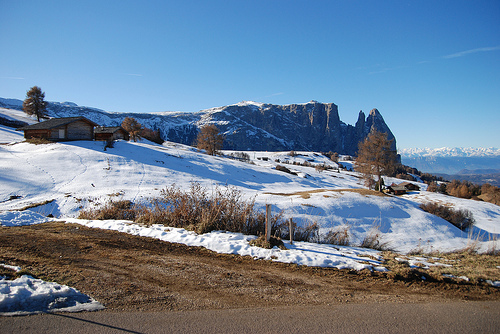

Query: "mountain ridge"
(0, 97), (395, 156)
(399, 147), (500, 158)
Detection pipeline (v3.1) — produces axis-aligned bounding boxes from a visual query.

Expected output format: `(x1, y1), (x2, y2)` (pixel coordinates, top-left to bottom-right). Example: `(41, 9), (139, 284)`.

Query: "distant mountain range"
(0, 97), (395, 156)
(399, 148), (500, 186)
(399, 147), (500, 158)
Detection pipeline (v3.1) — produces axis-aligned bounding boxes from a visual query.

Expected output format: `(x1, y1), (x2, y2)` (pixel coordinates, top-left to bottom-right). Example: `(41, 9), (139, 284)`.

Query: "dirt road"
(1, 222), (498, 313)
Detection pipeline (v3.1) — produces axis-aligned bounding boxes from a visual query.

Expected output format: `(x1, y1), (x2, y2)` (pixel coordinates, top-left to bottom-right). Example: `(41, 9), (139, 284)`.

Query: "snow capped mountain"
(0, 97), (396, 156)
(400, 147), (500, 180)
(399, 147), (500, 158)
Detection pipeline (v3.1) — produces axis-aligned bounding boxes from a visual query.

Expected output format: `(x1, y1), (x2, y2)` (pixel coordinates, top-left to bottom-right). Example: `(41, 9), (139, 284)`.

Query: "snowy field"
(1, 107), (499, 315)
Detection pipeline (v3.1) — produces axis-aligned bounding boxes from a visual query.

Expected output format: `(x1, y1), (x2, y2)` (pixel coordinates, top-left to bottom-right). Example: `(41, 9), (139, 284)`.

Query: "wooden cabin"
(398, 182), (420, 191)
(386, 182), (421, 195)
(94, 126), (129, 141)
(17, 117), (98, 141)
(386, 185), (408, 195)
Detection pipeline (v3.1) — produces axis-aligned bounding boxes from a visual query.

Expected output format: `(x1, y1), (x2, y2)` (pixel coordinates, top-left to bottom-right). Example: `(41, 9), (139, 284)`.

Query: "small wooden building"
(94, 126), (129, 141)
(386, 185), (408, 195)
(17, 117), (98, 141)
(398, 182), (420, 191)
(386, 182), (421, 195)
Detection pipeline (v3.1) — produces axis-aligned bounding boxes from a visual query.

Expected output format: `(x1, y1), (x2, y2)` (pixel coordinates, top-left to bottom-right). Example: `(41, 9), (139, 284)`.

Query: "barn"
(17, 117), (98, 141)
(94, 126), (129, 141)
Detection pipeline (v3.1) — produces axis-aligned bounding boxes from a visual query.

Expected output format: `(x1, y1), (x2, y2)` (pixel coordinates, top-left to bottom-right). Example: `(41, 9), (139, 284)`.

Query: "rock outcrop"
(171, 101), (397, 155)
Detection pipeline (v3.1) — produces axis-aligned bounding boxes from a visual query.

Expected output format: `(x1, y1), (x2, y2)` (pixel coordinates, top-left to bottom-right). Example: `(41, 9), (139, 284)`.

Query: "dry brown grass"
(249, 235), (286, 250)
(18, 199), (55, 211)
(360, 224), (392, 251)
(420, 202), (475, 231)
(324, 225), (351, 246)
(78, 199), (136, 221)
(381, 251), (500, 284)
(78, 183), (286, 236)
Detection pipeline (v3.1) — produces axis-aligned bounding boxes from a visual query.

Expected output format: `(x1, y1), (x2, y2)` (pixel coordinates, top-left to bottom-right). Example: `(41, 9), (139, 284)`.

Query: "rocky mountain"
(0, 98), (396, 156)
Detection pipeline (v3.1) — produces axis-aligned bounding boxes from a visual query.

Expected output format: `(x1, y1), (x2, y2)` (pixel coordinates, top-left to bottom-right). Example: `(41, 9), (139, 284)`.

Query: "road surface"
(2, 301), (499, 333)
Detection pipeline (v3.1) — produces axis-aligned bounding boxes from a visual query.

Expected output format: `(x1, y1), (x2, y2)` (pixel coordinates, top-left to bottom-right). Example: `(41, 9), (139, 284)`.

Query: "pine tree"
(23, 86), (47, 122)
(355, 130), (397, 192)
(121, 117), (142, 142)
(195, 124), (224, 155)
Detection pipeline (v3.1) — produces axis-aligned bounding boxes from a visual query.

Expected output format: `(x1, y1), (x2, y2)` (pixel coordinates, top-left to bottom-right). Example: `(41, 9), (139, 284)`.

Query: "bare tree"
(355, 130), (397, 191)
(23, 86), (47, 122)
(121, 117), (142, 142)
(195, 124), (224, 155)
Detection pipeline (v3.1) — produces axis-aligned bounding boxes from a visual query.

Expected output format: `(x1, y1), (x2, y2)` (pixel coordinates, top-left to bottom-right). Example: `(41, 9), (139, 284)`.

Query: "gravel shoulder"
(1, 222), (499, 312)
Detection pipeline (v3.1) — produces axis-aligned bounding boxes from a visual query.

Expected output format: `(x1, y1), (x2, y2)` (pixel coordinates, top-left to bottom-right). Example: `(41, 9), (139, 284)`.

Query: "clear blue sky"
(1, 0), (499, 149)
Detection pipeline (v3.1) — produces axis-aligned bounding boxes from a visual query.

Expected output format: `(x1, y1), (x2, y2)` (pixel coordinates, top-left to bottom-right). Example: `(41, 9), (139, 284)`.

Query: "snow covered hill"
(1, 107), (500, 315)
(1, 107), (499, 255)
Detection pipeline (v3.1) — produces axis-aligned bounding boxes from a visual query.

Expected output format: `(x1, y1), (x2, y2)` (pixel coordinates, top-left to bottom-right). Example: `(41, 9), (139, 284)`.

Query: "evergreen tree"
(355, 130), (397, 192)
(23, 86), (47, 122)
(121, 117), (142, 142)
(195, 124), (224, 155)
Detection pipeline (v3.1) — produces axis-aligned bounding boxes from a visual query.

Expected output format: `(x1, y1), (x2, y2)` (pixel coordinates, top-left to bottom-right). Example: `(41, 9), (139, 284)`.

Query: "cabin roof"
(17, 117), (98, 131)
(94, 126), (125, 134)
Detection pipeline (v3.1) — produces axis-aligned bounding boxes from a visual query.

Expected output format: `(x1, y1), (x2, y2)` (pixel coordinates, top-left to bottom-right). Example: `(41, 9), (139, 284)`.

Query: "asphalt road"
(1, 301), (499, 334)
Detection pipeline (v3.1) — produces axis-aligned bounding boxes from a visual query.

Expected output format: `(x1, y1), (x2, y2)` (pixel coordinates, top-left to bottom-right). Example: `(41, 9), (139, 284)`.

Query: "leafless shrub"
(420, 202), (475, 231)
(324, 225), (350, 246)
(293, 221), (320, 242)
(138, 183), (284, 236)
(249, 235), (286, 249)
(78, 199), (136, 221)
(360, 224), (392, 251)
(26, 137), (52, 145)
(275, 164), (297, 175)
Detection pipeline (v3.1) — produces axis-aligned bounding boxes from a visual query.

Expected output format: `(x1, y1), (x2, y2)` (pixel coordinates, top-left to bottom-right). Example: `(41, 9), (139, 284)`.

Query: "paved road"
(2, 301), (499, 333)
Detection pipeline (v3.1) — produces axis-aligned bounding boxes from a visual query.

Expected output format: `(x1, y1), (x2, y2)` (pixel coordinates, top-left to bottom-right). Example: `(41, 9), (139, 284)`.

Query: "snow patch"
(0, 275), (104, 316)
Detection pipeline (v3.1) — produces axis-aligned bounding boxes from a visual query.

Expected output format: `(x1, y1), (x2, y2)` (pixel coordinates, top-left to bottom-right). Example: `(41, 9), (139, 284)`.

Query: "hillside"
(0, 97), (395, 156)
(1, 107), (499, 255)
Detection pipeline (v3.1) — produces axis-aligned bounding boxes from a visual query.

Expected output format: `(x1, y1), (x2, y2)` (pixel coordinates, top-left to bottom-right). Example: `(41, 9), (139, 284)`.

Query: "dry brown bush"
(324, 225), (350, 246)
(420, 202), (475, 231)
(293, 222), (320, 242)
(78, 200), (136, 221)
(360, 224), (392, 250)
(79, 183), (285, 236)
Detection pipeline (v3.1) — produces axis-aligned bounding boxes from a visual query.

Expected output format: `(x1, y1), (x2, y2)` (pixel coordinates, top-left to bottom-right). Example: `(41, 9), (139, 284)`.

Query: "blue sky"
(1, 0), (499, 149)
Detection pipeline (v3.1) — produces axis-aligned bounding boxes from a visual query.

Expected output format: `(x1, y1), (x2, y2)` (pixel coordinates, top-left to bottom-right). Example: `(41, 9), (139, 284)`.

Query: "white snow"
(0, 210), (55, 227)
(0, 275), (104, 316)
(399, 147), (500, 158)
(63, 218), (386, 271)
(0, 107), (38, 125)
(0, 124), (24, 144)
(1, 107), (499, 315)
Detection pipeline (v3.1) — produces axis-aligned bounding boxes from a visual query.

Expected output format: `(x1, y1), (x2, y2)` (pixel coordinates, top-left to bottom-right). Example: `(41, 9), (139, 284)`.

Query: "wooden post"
(289, 218), (293, 245)
(265, 204), (271, 241)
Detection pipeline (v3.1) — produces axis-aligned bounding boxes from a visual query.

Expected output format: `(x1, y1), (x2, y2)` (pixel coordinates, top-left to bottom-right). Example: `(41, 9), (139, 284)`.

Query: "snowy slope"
(1, 116), (499, 254)
(3, 108), (500, 316)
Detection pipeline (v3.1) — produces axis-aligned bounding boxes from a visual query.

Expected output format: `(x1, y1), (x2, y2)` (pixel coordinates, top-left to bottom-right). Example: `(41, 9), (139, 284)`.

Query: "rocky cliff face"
(176, 101), (397, 155)
(0, 98), (396, 156)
